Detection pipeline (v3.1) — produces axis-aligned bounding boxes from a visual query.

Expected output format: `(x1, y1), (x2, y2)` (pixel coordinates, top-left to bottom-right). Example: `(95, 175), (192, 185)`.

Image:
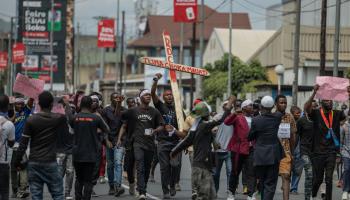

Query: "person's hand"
(165, 124), (175, 132)
(170, 151), (176, 159)
(62, 95), (70, 105)
(106, 139), (113, 149)
(314, 84), (320, 92)
(155, 73), (162, 80)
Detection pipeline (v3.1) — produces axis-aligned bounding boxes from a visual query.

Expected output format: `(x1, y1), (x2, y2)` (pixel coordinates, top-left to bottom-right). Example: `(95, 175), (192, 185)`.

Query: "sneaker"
(290, 190), (298, 195)
(243, 185), (248, 195)
(108, 186), (115, 195)
(91, 190), (99, 197)
(227, 192), (235, 200)
(342, 192), (348, 200)
(163, 193), (171, 199)
(139, 194), (147, 200)
(65, 196), (73, 200)
(170, 188), (176, 197)
(191, 192), (198, 200)
(115, 186), (125, 197)
(129, 183), (136, 195)
(175, 183), (181, 191)
(149, 175), (155, 183)
(247, 196), (256, 200)
(17, 191), (30, 198)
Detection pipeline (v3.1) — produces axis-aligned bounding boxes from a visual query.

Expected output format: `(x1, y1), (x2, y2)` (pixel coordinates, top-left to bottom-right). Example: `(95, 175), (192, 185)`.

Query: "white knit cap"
(241, 99), (253, 109)
(261, 96), (274, 108)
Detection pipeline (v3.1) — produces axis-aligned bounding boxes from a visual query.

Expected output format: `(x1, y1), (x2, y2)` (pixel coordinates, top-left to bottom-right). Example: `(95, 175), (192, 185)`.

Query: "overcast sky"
(0, 0), (281, 36)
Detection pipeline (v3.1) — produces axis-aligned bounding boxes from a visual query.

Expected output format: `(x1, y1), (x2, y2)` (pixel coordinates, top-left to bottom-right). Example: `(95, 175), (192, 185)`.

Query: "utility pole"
(7, 17), (14, 96)
(99, 47), (105, 79)
(115, 0), (120, 91)
(179, 23), (184, 91)
(333, 0), (341, 77)
(320, 0), (327, 76)
(292, 0), (301, 106)
(196, 0), (204, 98)
(50, 0), (54, 91)
(74, 22), (80, 91)
(190, 22), (196, 107)
(119, 11), (125, 94)
(227, 0), (232, 96)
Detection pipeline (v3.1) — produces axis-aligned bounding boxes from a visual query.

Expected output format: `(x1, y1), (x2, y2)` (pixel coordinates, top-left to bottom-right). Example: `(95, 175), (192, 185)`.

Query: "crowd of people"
(0, 73), (350, 200)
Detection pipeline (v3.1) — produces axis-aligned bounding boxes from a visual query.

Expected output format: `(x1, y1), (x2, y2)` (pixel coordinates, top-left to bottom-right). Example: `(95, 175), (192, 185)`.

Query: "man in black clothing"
(304, 85), (349, 200)
(15, 91), (67, 200)
(101, 92), (127, 195)
(151, 73), (185, 198)
(70, 96), (111, 200)
(248, 96), (284, 200)
(119, 89), (164, 200)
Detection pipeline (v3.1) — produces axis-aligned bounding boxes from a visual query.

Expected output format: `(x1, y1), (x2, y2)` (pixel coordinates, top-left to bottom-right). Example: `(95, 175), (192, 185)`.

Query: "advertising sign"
(12, 43), (25, 64)
(173, 0), (197, 23)
(97, 19), (116, 48)
(0, 52), (8, 69)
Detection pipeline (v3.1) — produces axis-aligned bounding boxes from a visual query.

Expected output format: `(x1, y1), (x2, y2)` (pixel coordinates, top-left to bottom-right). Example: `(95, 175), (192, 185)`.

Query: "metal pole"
(333, 0), (341, 77)
(179, 23), (184, 90)
(99, 48), (105, 79)
(115, 0), (120, 91)
(196, 0), (204, 98)
(227, 0), (232, 96)
(320, 0), (327, 76)
(50, 0), (54, 91)
(292, 0), (301, 106)
(74, 22), (80, 91)
(7, 17), (14, 96)
(190, 22), (196, 108)
(119, 11), (125, 94)
(278, 75), (281, 95)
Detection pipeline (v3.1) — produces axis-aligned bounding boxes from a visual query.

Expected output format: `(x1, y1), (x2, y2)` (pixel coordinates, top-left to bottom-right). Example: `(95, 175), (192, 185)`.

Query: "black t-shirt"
(310, 109), (346, 154)
(22, 112), (67, 162)
(70, 112), (109, 162)
(101, 105), (126, 139)
(154, 100), (180, 144)
(122, 106), (164, 151)
(297, 115), (314, 156)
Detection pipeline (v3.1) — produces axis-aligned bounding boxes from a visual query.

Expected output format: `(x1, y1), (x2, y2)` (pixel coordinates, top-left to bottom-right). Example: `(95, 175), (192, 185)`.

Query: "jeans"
(106, 146), (115, 187)
(343, 157), (350, 192)
(213, 151), (231, 192)
(74, 162), (95, 200)
(192, 167), (216, 199)
(290, 144), (303, 192)
(124, 148), (135, 184)
(312, 153), (336, 200)
(56, 153), (74, 197)
(302, 154), (313, 200)
(99, 145), (106, 177)
(27, 161), (64, 200)
(134, 146), (154, 195)
(113, 147), (125, 187)
(0, 163), (10, 200)
(10, 149), (28, 194)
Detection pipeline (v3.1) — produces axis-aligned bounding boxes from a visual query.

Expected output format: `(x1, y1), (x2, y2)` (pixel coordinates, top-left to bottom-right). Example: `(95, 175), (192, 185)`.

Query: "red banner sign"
(0, 52), (8, 69)
(173, 0), (197, 23)
(97, 19), (116, 48)
(12, 43), (26, 64)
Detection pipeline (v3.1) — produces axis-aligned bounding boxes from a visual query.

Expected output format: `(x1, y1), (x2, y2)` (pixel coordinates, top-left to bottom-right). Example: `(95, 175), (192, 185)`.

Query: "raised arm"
(304, 84), (319, 114)
(151, 73), (162, 105)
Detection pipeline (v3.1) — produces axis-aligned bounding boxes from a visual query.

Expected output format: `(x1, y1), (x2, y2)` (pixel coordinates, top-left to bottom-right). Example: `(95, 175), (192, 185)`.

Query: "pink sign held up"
(315, 76), (350, 102)
(13, 73), (45, 99)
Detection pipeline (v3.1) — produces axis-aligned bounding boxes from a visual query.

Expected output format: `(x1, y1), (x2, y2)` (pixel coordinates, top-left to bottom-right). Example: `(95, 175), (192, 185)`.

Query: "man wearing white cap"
(225, 98), (256, 200)
(118, 89), (164, 200)
(248, 96), (285, 200)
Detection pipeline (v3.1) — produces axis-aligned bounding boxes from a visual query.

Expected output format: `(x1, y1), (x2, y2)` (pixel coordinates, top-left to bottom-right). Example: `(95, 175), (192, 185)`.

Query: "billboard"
(97, 19), (116, 48)
(17, 0), (66, 89)
(0, 52), (8, 69)
(173, 0), (197, 23)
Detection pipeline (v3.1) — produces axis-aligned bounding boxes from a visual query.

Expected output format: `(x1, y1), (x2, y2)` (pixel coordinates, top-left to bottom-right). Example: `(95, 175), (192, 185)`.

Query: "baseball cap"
(261, 96), (274, 108)
(192, 102), (211, 118)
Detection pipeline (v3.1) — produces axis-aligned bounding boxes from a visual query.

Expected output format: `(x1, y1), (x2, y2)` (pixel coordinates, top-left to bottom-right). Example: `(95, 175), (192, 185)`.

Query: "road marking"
(122, 184), (161, 200)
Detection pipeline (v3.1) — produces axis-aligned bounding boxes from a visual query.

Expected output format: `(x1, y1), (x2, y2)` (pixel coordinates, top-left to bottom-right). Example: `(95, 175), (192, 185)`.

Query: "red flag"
(12, 43), (25, 64)
(173, 0), (197, 23)
(0, 52), (8, 69)
(97, 19), (116, 48)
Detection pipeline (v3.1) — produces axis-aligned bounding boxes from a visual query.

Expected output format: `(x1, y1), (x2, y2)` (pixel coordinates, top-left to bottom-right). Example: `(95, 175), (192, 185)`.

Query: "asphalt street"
(10, 152), (343, 200)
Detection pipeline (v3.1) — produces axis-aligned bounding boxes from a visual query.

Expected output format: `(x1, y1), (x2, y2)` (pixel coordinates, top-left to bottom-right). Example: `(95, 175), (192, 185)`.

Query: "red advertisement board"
(97, 19), (116, 48)
(12, 43), (26, 64)
(173, 0), (197, 23)
(0, 52), (8, 69)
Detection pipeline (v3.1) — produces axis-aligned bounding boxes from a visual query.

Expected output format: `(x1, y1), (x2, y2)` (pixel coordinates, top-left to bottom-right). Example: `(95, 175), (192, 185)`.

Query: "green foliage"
(203, 54), (268, 105)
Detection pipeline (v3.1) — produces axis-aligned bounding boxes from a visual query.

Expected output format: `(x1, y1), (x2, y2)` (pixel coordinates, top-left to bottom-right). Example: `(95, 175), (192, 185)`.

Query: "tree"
(203, 53), (268, 105)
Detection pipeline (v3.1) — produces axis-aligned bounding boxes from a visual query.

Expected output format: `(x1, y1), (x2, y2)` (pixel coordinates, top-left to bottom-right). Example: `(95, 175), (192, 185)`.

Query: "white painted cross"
(139, 31), (210, 131)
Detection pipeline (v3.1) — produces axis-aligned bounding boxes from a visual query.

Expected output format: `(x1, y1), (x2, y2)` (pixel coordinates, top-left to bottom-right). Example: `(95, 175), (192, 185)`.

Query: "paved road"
(10, 152), (343, 200)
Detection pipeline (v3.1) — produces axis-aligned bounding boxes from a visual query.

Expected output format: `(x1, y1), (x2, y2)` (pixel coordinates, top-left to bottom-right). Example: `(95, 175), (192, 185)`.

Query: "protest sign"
(13, 73), (45, 99)
(315, 76), (350, 102)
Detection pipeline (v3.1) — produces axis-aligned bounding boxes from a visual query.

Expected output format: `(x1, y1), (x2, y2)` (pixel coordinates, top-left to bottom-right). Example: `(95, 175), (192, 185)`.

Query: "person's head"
(163, 89), (173, 105)
(321, 99), (333, 111)
(290, 106), (302, 120)
(241, 99), (253, 115)
(311, 100), (319, 110)
(74, 90), (85, 107)
(126, 97), (136, 109)
(38, 91), (54, 110)
(80, 96), (93, 111)
(14, 96), (25, 112)
(260, 96), (274, 113)
(90, 95), (100, 111)
(341, 104), (348, 111)
(139, 89), (151, 105)
(192, 102), (211, 120)
(275, 94), (287, 113)
(193, 98), (203, 107)
(235, 99), (243, 111)
(0, 94), (9, 113)
(253, 99), (261, 115)
(110, 92), (124, 106)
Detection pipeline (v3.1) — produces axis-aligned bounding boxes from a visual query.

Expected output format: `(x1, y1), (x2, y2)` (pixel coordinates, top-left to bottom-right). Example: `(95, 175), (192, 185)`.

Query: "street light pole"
(7, 17), (14, 96)
(333, 0), (341, 77)
(50, 0), (54, 91)
(227, 0), (232, 96)
(292, 0), (301, 106)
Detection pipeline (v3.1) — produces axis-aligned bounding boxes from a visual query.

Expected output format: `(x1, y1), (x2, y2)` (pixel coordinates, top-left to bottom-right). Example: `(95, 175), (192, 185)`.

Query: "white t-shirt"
(0, 116), (15, 164)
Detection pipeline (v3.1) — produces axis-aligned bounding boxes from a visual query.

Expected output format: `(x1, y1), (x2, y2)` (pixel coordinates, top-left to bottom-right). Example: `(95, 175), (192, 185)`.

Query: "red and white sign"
(0, 52), (8, 69)
(12, 43), (26, 64)
(13, 73), (45, 99)
(173, 0), (197, 23)
(97, 19), (116, 48)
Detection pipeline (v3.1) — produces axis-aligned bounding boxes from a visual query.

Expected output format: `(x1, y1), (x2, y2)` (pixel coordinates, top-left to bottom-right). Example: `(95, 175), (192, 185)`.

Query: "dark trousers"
(124, 148), (135, 184)
(0, 163), (10, 200)
(74, 162), (95, 200)
(312, 154), (336, 200)
(92, 148), (102, 186)
(343, 157), (350, 192)
(255, 163), (279, 200)
(229, 152), (248, 194)
(134, 146), (154, 195)
(157, 144), (180, 194)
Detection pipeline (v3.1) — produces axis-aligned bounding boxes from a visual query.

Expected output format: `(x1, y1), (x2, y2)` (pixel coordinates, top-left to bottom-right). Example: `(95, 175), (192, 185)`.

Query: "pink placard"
(315, 76), (350, 102)
(13, 73), (45, 99)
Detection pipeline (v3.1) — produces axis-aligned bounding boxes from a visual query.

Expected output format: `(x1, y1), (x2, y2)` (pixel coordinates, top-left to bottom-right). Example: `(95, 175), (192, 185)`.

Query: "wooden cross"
(139, 31), (210, 131)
